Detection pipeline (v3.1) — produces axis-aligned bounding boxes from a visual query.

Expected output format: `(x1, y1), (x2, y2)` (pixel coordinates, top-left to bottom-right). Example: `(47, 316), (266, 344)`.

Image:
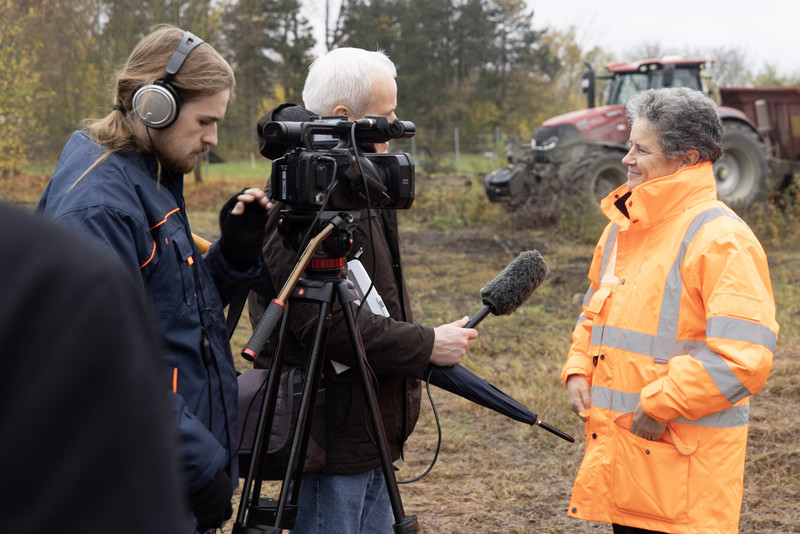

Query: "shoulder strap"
(226, 288), (249, 339)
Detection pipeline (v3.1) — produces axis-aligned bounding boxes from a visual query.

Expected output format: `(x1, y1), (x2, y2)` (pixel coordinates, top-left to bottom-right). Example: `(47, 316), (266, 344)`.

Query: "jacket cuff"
(205, 241), (269, 304)
(561, 356), (593, 387)
(640, 379), (677, 423)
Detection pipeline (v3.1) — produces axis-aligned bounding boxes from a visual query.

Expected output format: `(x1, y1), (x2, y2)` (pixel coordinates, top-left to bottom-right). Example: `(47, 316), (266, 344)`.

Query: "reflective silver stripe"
(694, 347), (752, 404)
(707, 316), (777, 352)
(575, 225), (611, 325)
(582, 287), (596, 307)
(591, 325), (706, 362)
(591, 385), (750, 428)
(657, 208), (732, 345)
(591, 323), (774, 364)
(587, 207), (763, 428)
(576, 225), (616, 337)
(599, 224), (619, 281)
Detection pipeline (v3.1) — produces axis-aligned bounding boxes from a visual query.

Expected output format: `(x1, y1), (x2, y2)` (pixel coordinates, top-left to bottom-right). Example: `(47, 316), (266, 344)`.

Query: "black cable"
(398, 369), (442, 484)
(173, 175), (217, 433)
(344, 123), (387, 447)
(192, 243), (216, 431)
(347, 125), (442, 483)
(144, 125), (218, 428)
(349, 121), (378, 328)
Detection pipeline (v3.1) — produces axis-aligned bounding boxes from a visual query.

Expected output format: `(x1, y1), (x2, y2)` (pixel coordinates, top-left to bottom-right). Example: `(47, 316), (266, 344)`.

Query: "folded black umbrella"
(424, 363), (574, 442)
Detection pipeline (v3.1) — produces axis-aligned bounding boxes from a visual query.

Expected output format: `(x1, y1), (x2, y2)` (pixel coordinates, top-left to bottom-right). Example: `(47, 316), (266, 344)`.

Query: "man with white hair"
(249, 48), (478, 533)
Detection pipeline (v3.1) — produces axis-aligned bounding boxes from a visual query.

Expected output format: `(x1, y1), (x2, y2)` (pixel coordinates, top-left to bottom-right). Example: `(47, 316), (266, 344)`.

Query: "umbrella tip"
(536, 420), (576, 443)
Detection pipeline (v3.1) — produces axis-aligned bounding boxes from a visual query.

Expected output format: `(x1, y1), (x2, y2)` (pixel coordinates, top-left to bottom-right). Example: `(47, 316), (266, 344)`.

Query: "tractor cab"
(583, 58), (711, 108)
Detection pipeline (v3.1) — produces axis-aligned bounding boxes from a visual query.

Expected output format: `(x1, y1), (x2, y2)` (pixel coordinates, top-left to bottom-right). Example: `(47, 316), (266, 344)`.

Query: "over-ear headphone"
(131, 31), (204, 129)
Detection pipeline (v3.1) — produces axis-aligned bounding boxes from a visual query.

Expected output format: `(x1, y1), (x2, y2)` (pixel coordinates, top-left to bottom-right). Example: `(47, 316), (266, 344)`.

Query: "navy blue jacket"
(38, 131), (268, 494)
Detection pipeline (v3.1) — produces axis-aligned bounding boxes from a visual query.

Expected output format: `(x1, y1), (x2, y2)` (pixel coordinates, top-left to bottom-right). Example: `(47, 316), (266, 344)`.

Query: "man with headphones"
(37, 25), (273, 533)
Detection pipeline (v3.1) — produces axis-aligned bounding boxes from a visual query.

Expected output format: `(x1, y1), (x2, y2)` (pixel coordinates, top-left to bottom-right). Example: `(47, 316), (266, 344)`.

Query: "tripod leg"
(336, 283), (420, 534)
(234, 280), (335, 533)
(236, 275), (419, 533)
(234, 299), (293, 533)
(273, 299), (330, 527)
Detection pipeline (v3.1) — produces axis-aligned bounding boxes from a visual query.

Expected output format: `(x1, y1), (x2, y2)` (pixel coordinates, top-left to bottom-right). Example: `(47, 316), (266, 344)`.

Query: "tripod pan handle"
(242, 299), (286, 361)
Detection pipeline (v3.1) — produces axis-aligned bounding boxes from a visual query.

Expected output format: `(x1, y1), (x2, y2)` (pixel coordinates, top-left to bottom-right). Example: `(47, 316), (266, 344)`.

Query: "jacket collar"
(601, 161), (718, 229)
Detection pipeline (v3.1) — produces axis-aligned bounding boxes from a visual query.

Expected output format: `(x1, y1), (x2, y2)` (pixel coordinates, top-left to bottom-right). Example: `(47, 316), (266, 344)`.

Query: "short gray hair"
(302, 47), (396, 118)
(626, 87), (723, 163)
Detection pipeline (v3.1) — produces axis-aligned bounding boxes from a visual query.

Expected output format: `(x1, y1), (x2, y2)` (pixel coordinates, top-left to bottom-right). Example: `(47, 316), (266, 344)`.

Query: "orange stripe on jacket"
(149, 207), (181, 231)
(140, 208), (182, 270)
(139, 241), (156, 269)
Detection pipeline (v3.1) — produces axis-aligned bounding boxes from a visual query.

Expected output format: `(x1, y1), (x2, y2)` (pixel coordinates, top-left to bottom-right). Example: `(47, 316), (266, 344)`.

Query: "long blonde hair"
(76, 25), (235, 182)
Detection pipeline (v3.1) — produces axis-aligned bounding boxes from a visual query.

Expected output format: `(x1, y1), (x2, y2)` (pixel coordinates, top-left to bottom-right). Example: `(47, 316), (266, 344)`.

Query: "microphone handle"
(466, 305), (492, 329)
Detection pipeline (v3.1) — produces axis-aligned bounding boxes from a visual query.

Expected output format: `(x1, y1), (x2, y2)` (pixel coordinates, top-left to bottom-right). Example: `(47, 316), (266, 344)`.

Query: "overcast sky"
(302, 1), (796, 76)
(529, 0), (797, 76)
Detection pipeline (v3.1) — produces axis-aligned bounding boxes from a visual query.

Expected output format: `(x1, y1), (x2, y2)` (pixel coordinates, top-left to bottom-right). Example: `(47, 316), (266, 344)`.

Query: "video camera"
(262, 114), (416, 211)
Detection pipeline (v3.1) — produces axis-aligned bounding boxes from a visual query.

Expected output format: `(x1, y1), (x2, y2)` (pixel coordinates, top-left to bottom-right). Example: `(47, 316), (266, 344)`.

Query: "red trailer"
(720, 86), (800, 190)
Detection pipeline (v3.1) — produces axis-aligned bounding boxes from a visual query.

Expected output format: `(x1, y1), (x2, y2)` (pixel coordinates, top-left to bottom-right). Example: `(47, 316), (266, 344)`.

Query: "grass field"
(5, 160), (799, 533)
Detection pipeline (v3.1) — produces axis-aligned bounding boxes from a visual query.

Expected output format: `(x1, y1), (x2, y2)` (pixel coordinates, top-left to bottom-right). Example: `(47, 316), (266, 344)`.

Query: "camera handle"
(345, 155), (392, 207)
(233, 222), (419, 534)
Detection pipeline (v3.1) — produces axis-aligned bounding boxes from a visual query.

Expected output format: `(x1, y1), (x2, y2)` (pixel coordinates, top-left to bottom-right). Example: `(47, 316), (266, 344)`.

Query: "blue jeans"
(290, 467), (393, 534)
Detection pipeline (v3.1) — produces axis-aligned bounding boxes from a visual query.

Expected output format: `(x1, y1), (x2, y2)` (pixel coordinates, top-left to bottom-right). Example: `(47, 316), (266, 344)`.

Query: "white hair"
(302, 47), (396, 118)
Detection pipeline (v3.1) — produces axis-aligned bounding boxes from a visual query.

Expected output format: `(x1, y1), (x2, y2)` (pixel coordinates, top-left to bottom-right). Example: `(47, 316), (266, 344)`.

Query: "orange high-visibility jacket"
(561, 162), (778, 533)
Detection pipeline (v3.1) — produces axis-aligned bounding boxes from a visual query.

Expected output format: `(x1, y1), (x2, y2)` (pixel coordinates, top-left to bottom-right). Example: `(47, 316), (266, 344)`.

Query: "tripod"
(233, 211), (419, 534)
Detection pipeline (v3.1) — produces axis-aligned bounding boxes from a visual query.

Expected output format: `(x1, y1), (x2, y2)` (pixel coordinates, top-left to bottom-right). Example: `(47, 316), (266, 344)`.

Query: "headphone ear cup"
(132, 81), (180, 129)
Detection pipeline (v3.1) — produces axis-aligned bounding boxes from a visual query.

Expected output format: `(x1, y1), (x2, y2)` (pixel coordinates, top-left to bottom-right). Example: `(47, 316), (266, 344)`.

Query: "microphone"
(466, 250), (549, 328)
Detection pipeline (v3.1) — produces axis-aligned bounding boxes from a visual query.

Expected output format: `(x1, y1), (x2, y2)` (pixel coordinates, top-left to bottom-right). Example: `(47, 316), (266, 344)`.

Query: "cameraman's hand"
(229, 187), (273, 215)
(218, 188), (272, 271)
(429, 317), (478, 367)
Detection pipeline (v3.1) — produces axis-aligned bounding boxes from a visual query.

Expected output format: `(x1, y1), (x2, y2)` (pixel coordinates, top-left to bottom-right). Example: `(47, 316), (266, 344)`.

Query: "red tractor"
(484, 57), (800, 208)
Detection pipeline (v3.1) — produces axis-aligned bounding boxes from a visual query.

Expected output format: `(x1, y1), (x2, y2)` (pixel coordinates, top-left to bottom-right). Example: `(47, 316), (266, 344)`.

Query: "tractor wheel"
(714, 124), (768, 206)
(581, 153), (628, 206)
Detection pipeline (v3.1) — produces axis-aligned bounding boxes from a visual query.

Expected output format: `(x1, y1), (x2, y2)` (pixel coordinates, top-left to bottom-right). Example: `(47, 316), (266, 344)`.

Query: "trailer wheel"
(582, 153), (627, 206)
(714, 124), (767, 206)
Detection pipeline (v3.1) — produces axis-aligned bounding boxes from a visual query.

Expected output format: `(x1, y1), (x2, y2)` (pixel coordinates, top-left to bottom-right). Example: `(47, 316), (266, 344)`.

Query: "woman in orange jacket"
(562, 87), (778, 534)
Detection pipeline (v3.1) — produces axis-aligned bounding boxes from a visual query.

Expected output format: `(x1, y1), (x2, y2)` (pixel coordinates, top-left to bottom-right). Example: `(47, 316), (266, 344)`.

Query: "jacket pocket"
(585, 284), (611, 319)
(146, 224), (197, 319)
(611, 415), (690, 523)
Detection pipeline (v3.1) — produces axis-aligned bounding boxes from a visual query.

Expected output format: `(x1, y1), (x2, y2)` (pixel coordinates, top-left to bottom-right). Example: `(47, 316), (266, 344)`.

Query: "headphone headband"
(163, 31), (204, 83)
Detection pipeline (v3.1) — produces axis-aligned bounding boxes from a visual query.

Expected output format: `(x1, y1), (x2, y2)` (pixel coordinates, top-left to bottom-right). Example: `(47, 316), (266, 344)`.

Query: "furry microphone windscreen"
(480, 250), (549, 316)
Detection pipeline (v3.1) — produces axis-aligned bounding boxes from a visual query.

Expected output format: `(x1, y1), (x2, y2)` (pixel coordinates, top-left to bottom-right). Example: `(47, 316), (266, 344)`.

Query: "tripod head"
(276, 208), (361, 272)
(242, 209), (362, 362)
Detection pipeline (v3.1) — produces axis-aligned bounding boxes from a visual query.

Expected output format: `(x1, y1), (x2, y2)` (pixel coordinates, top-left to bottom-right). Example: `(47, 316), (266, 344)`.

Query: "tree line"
(2, 0), (798, 175)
